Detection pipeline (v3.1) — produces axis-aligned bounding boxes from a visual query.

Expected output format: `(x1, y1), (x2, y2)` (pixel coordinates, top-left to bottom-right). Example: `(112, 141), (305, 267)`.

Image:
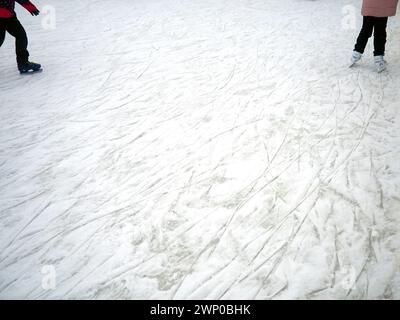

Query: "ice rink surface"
(0, 0), (399, 299)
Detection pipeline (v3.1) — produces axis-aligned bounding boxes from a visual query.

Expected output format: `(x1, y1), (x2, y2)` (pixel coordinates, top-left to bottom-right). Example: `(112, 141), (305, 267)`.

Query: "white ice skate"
(349, 51), (362, 67)
(374, 55), (387, 73)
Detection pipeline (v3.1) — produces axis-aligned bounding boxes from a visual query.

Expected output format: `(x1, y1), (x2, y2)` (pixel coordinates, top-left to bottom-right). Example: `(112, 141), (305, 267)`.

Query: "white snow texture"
(0, 0), (400, 299)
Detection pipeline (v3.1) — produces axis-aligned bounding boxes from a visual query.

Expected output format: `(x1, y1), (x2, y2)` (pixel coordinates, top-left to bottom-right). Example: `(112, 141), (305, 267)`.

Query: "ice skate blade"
(20, 68), (43, 75)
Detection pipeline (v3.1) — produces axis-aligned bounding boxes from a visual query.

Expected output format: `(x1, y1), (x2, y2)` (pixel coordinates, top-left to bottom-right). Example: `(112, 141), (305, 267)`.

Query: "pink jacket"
(362, 0), (399, 17)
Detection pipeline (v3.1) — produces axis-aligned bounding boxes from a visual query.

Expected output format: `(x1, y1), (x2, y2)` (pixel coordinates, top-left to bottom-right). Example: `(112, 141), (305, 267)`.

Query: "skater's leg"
(0, 20), (6, 47)
(354, 16), (374, 54)
(373, 17), (388, 56)
(5, 18), (29, 65)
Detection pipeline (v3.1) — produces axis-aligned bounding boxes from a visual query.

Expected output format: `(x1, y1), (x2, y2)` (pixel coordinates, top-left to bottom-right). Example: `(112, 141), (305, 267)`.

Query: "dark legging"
(354, 16), (388, 56)
(0, 17), (30, 65)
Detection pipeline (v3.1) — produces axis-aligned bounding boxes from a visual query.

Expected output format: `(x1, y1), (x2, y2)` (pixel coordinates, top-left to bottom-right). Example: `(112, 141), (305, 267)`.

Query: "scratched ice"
(0, 0), (399, 299)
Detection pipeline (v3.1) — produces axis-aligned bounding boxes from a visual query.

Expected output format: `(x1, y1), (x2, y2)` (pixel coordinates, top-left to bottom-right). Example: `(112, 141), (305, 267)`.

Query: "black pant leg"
(0, 20), (6, 47)
(354, 16), (375, 54)
(4, 18), (29, 65)
(373, 17), (388, 56)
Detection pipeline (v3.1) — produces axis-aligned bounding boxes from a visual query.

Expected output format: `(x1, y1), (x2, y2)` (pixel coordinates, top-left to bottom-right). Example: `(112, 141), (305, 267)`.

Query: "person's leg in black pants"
(354, 16), (375, 54)
(373, 17), (388, 56)
(0, 20), (7, 48)
(0, 17), (30, 65)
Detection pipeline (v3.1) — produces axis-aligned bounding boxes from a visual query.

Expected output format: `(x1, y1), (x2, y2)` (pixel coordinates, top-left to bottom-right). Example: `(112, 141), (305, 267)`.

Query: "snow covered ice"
(1, 0), (400, 299)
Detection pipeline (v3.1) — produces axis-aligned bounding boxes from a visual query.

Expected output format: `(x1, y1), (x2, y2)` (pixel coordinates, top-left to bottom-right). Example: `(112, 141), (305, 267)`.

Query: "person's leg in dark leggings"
(4, 18), (29, 65)
(373, 17), (388, 56)
(0, 20), (6, 47)
(354, 16), (375, 53)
